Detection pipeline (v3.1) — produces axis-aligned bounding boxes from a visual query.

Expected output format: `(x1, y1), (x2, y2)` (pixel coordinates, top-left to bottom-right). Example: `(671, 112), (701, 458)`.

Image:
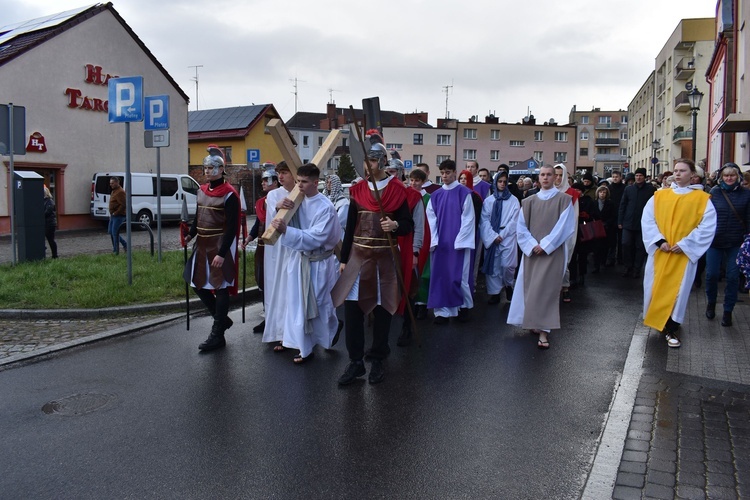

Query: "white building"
(0, 3), (189, 234)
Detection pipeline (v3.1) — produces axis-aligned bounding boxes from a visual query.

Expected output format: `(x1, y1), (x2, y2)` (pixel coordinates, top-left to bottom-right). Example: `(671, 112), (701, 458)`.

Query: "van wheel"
(136, 210), (153, 227)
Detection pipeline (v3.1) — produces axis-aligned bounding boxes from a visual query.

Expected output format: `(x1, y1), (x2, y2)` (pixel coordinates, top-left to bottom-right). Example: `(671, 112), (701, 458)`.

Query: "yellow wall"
(188, 112), (289, 166)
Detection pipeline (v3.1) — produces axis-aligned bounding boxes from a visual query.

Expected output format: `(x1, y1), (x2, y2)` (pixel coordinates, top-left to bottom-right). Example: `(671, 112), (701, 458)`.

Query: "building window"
(342, 138), (347, 148)
(318, 136), (324, 147)
(303, 135), (309, 147)
(580, 148), (589, 156)
(580, 116), (589, 124)
(580, 131), (589, 141)
(533, 151), (543, 162)
(220, 146), (233, 163)
(463, 149), (477, 160)
(620, 148), (627, 156)
(437, 134), (451, 146)
(386, 143), (403, 150)
(621, 116), (628, 124)
(597, 148), (609, 155)
(413, 154), (423, 164)
(554, 131), (568, 142)
(490, 129), (500, 141)
(436, 155), (451, 165)
(508, 161), (520, 167)
(598, 116), (611, 124)
(534, 131), (543, 141)
(510, 140), (524, 147)
(490, 150), (500, 161)
(554, 152), (568, 163)
(413, 133), (423, 145)
(463, 128), (477, 140)
(620, 131), (628, 140)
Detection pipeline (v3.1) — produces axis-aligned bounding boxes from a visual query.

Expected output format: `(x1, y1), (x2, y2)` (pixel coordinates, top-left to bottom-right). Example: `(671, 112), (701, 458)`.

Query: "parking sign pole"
(125, 121), (133, 284)
(7, 104), (17, 265)
(156, 146), (162, 262)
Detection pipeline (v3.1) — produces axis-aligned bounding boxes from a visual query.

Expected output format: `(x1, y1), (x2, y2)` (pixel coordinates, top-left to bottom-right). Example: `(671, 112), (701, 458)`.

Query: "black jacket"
(709, 184), (750, 248)
(44, 198), (57, 229)
(608, 182), (626, 211)
(618, 182), (655, 231)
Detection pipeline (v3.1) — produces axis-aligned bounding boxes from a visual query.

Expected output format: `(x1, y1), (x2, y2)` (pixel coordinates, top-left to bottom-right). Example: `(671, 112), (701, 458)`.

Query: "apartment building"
(652, 18), (715, 173)
(569, 106), (629, 178)
(628, 73), (658, 177)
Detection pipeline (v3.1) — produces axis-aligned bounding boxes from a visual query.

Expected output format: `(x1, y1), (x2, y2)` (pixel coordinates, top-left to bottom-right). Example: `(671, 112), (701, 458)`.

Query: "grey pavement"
(1, 226), (749, 498)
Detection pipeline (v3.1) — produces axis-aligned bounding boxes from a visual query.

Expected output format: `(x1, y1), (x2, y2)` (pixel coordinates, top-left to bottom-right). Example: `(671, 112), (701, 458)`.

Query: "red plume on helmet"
(206, 143), (226, 163)
(365, 129), (384, 146)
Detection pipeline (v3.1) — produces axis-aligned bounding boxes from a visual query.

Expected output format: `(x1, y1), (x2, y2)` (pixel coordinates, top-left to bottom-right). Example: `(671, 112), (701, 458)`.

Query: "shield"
(347, 123), (366, 179)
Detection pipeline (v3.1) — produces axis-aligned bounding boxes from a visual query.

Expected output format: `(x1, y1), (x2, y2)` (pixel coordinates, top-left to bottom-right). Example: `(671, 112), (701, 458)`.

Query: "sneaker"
(338, 361), (366, 385)
(665, 333), (681, 348)
(562, 290), (571, 303)
(368, 359), (385, 384)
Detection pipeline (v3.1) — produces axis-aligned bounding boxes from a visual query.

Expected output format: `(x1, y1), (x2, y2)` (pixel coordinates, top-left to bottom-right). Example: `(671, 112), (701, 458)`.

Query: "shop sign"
(26, 132), (47, 153)
(64, 64), (119, 113)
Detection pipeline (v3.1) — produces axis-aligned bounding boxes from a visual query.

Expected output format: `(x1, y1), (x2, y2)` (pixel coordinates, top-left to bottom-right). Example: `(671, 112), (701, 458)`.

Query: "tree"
(337, 154), (357, 183)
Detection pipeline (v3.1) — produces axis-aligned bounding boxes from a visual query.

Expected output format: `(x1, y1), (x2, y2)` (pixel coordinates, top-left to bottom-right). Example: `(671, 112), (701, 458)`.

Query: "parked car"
(90, 172), (200, 226)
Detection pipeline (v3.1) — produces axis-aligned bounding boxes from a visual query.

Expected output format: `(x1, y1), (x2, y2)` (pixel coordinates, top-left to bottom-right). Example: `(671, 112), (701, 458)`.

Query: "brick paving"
(613, 288), (750, 500)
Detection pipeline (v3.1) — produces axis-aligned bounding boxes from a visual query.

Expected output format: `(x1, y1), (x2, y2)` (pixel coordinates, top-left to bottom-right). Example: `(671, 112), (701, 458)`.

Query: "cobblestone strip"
(613, 375), (750, 500)
(582, 320), (650, 499)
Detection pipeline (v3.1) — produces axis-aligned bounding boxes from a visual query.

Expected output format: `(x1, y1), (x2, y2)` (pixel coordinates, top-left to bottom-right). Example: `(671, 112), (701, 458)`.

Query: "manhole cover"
(42, 393), (116, 416)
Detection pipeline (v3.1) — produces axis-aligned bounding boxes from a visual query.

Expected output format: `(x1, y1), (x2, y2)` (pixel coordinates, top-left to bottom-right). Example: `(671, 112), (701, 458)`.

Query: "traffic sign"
(145, 130), (170, 148)
(404, 159), (413, 169)
(246, 149), (260, 163)
(145, 95), (169, 130)
(0, 104), (26, 155)
(108, 76), (144, 123)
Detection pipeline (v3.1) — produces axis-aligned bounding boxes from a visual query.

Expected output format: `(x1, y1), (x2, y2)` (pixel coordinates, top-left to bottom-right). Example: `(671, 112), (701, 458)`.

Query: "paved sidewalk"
(613, 289), (750, 499)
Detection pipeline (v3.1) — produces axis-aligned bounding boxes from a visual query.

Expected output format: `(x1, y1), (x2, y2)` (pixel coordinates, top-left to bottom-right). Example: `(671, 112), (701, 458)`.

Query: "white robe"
(641, 184), (716, 325)
(480, 193), (521, 294)
(279, 193), (341, 357)
(262, 186), (295, 343)
(425, 180), (475, 317)
(507, 188), (576, 329)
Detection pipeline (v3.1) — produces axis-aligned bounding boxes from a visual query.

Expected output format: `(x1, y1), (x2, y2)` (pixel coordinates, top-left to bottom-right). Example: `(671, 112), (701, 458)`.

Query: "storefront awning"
(718, 113), (750, 133)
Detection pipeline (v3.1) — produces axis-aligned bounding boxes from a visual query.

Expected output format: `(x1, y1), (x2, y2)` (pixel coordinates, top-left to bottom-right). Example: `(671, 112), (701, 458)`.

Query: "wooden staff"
(348, 106), (418, 341)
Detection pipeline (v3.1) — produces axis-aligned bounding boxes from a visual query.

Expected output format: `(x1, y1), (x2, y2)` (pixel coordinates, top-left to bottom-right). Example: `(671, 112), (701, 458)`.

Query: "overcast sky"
(3, 0), (717, 125)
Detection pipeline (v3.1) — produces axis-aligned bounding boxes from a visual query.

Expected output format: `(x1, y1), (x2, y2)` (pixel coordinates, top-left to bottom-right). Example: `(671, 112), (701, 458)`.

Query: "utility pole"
(290, 77), (307, 114)
(188, 65), (203, 111)
(442, 82), (454, 119)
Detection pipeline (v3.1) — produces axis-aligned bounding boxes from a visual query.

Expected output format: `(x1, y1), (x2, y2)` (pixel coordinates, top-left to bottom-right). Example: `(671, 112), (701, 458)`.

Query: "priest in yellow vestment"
(641, 159), (716, 348)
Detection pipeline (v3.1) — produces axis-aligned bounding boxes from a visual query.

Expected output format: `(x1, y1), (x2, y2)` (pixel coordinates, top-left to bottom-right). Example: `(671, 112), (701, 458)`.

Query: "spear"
(348, 105), (418, 341)
(239, 186), (248, 323)
(180, 197), (190, 331)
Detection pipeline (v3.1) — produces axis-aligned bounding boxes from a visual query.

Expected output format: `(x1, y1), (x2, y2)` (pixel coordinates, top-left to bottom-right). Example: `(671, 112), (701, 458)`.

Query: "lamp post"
(651, 139), (660, 177)
(687, 86), (704, 162)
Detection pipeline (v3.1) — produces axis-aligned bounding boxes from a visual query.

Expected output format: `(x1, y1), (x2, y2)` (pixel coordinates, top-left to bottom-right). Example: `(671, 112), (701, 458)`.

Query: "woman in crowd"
(43, 185), (58, 259)
(705, 162), (750, 327)
(591, 185), (617, 273)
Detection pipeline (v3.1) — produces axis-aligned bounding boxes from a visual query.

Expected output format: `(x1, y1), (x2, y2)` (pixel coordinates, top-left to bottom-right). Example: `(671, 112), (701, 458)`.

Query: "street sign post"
(145, 95), (170, 262)
(1, 103), (27, 265)
(108, 76), (144, 283)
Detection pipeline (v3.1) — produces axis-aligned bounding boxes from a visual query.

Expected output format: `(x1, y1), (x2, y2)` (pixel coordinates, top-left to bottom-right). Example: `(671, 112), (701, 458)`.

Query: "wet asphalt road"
(0, 271), (642, 499)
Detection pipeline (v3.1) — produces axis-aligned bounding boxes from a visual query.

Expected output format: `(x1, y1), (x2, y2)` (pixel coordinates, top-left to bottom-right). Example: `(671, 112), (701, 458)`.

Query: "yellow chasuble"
(643, 189), (710, 330)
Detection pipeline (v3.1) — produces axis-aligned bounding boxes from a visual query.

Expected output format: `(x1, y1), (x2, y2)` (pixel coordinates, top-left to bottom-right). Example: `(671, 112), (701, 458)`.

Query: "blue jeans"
(705, 246), (740, 312)
(108, 215), (127, 252)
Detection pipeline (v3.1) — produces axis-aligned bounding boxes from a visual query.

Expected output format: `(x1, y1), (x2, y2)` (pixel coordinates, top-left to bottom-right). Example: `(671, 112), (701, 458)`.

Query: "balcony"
(595, 137), (621, 146)
(593, 154), (627, 162)
(674, 57), (695, 80)
(674, 91), (691, 112)
(595, 122), (621, 130)
(672, 129), (693, 142)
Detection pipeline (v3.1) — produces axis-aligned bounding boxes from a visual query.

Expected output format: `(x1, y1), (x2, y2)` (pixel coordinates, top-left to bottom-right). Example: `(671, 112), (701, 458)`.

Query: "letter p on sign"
(145, 95), (170, 130)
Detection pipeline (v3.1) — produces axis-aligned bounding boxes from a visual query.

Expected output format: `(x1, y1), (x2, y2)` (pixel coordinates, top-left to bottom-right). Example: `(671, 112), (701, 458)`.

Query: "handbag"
(579, 220), (606, 243)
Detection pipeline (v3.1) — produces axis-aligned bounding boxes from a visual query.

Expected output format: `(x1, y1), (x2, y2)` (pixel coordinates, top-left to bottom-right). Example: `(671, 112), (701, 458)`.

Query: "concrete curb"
(0, 287), (262, 320)
(0, 313), (184, 368)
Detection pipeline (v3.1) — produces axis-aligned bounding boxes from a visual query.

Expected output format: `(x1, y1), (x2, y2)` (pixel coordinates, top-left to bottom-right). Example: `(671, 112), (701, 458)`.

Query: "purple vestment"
(427, 185), (471, 309)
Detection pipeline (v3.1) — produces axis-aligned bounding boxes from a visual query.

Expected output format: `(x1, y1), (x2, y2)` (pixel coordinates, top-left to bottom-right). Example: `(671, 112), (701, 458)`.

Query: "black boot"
(199, 321), (226, 351)
(706, 303), (716, 319)
(721, 311), (732, 327)
(252, 320), (265, 333)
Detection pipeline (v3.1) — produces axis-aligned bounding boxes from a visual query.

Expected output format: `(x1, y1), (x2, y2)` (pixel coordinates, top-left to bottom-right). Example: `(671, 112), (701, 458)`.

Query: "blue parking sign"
(246, 149), (260, 163)
(404, 160), (413, 169)
(145, 95), (169, 130)
(108, 76), (143, 123)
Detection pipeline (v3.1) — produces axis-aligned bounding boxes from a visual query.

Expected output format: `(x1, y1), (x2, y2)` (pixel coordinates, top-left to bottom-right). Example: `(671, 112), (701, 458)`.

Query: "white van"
(90, 172), (200, 225)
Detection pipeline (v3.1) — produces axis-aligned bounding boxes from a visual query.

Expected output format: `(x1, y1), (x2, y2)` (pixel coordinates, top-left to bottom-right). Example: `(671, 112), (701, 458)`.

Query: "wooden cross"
(261, 118), (342, 244)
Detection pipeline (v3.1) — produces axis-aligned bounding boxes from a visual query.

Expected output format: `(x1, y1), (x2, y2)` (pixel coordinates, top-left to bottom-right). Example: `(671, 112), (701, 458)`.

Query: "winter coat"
(709, 184), (750, 248)
(618, 181), (655, 231)
(44, 198), (57, 229)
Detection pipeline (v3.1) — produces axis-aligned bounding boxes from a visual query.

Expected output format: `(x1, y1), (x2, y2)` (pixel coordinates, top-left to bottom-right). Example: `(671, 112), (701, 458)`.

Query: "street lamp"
(651, 139), (660, 177)
(688, 86), (704, 162)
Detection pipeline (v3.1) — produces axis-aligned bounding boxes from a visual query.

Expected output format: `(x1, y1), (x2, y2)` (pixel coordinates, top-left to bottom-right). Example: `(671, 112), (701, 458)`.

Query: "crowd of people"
(181, 141), (750, 385)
